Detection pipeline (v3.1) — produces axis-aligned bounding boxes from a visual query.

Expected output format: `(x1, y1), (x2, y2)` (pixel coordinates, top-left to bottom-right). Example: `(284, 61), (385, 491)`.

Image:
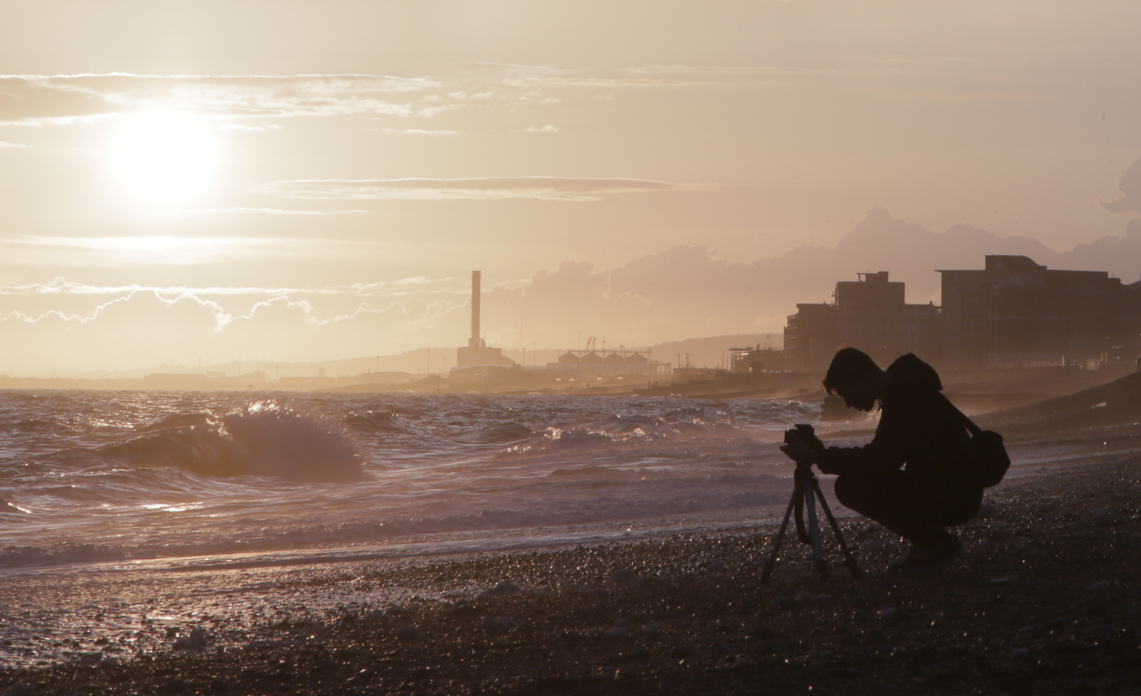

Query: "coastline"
(2, 450), (1139, 695)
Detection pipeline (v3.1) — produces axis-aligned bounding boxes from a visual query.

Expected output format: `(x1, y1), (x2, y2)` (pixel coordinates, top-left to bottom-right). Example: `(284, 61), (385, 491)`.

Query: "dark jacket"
(817, 354), (972, 483)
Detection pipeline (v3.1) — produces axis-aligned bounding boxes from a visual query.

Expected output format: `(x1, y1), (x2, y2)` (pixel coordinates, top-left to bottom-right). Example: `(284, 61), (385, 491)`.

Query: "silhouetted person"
(781, 348), (983, 572)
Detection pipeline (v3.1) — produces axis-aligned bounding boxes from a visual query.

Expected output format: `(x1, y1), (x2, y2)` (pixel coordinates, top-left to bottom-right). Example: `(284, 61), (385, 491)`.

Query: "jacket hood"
(885, 353), (943, 396)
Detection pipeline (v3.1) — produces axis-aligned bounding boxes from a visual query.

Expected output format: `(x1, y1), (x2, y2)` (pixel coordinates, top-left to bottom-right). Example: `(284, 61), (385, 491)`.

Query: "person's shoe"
(888, 535), (962, 575)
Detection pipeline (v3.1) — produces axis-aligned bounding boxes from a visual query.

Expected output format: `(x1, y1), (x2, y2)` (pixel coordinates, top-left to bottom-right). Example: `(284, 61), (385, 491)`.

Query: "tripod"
(761, 453), (861, 585)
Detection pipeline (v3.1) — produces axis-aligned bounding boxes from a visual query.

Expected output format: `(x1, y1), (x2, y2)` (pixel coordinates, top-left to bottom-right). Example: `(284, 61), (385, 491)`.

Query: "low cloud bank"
(3, 208), (1140, 374)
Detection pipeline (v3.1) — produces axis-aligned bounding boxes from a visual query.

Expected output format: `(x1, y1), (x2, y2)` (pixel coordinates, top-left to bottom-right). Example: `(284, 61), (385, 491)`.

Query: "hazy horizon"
(3, 1), (1140, 373)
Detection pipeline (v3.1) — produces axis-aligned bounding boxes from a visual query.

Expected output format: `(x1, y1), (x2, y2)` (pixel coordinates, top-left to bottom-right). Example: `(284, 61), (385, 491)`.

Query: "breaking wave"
(94, 402), (365, 482)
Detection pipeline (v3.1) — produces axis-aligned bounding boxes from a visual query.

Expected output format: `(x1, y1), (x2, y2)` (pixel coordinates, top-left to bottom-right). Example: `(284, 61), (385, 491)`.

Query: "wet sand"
(3, 384), (1141, 695)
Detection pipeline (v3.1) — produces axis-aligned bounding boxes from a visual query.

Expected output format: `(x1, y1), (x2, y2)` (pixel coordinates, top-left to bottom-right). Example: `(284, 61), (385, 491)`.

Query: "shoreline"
(3, 452), (1139, 695)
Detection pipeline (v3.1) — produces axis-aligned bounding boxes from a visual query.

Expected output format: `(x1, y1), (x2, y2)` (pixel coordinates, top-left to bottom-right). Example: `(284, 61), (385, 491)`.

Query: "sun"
(111, 111), (218, 206)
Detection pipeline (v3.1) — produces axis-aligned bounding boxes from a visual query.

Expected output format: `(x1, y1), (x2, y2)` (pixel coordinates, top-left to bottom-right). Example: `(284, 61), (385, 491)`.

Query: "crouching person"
(781, 347), (983, 572)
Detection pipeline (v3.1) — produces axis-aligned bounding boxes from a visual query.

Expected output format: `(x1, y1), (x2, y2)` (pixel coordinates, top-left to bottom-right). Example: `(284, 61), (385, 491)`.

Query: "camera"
(783, 423), (824, 466)
(783, 423), (823, 450)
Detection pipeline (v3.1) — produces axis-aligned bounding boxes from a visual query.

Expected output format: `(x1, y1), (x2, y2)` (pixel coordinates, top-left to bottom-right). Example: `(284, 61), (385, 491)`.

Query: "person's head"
(823, 347), (886, 411)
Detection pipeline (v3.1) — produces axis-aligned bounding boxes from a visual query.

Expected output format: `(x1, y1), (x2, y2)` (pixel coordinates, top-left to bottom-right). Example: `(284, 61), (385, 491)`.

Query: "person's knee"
(833, 474), (871, 513)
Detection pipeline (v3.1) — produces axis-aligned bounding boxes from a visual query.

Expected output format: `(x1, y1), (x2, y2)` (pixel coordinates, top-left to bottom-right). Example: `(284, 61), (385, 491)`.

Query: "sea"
(0, 390), (861, 575)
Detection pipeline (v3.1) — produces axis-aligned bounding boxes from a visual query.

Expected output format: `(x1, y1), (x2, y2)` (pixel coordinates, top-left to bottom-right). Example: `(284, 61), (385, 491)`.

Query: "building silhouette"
(782, 256), (1141, 372)
(784, 271), (940, 371)
(940, 255), (1141, 369)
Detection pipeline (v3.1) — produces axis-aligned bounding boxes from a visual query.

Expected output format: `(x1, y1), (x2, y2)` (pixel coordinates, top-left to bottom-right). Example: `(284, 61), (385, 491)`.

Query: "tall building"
(456, 271), (516, 368)
(939, 255), (1141, 369)
(784, 272), (940, 372)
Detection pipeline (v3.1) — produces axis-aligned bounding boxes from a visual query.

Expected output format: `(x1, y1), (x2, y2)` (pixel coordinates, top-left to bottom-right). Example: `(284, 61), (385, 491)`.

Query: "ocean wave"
(0, 391), (815, 573)
(344, 409), (408, 434)
(95, 401), (364, 482)
(0, 471), (794, 571)
(453, 422), (534, 445)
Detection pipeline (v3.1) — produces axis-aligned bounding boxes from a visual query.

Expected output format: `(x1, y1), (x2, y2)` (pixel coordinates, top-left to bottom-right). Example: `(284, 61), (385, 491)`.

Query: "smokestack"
(470, 270), (481, 347)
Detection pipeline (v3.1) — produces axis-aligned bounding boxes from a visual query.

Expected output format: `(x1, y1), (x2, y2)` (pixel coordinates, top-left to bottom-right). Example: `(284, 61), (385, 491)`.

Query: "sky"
(1, 0), (1140, 374)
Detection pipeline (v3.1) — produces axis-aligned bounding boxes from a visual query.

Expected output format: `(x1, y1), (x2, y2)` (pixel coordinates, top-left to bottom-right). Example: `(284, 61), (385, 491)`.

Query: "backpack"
(958, 412), (1011, 488)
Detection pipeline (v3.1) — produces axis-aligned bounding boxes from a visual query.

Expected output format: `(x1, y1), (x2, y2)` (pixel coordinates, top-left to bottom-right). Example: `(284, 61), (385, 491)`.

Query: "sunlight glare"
(111, 112), (218, 206)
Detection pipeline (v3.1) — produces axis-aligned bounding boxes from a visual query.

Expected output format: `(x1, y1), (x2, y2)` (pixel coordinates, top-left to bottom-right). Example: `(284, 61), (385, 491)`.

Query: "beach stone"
(878, 606), (909, 622)
(172, 627), (208, 650)
(396, 624), (420, 642)
(1086, 580), (1112, 591)
(158, 678), (186, 694)
(603, 627), (630, 638)
(483, 616), (515, 636)
(771, 597), (796, 610)
(750, 624), (775, 641)
(861, 540), (885, 555)
(478, 581), (520, 599)
(3, 685), (33, 696)
(1009, 648), (1031, 660)
(610, 569), (636, 584)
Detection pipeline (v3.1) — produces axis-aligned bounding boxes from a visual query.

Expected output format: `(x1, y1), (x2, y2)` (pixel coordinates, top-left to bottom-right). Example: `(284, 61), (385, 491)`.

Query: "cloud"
(625, 65), (843, 78)
(526, 124), (558, 134)
(220, 123), (283, 132)
(0, 140), (28, 148)
(251, 177), (721, 202)
(502, 76), (722, 90)
(0, 74), (447, 124)
(165, 207), (372, 217)
(0, 279), (471, 372)
(374, 128), (462, 136)
(504, 208), (1141, 351)
(0, 235), (392, 267)
(1099, 157), (1141, 217)
(0, 275), (462, 300)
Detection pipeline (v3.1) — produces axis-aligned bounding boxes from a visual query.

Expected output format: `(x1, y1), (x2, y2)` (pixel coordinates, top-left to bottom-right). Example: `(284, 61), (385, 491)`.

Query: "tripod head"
(783, 423), (824, 474)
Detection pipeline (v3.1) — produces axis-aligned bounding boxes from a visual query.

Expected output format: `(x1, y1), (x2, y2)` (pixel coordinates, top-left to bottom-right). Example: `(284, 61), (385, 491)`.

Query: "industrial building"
(545, 346), (667, 381)
(455, 270), (516, 369)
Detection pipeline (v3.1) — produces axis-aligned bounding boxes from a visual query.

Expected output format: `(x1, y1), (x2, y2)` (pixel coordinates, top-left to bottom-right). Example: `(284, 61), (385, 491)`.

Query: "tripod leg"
(812, 479), (862, 579)
(803, 479), (828, 580)
(761, 484), (801, 585)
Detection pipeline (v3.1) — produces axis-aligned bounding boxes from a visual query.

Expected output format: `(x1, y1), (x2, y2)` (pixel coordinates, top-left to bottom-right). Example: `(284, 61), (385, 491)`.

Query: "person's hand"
(780, 436), (817, 464)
